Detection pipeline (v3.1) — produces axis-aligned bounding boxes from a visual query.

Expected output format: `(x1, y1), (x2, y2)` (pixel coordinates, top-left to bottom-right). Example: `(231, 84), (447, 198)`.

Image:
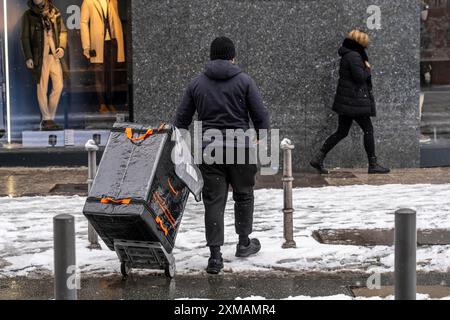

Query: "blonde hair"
(347, 30), (370, 48)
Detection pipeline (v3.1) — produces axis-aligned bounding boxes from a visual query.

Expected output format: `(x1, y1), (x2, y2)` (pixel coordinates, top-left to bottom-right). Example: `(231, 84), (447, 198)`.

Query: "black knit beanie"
(210, 37), (236, 61)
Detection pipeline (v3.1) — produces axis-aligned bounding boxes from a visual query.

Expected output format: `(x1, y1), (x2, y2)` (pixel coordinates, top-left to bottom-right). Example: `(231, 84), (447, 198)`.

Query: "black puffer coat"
(332, 40), (376, 117)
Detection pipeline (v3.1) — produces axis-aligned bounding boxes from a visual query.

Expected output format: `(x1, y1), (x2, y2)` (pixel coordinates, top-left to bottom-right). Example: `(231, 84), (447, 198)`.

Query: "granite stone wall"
(131, 0), (420, 170)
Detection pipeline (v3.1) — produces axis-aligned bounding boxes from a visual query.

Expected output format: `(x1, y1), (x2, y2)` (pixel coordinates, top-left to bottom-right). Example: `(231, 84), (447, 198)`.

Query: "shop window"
(0, 0), (130, 149)
(421, 0), (450, 146)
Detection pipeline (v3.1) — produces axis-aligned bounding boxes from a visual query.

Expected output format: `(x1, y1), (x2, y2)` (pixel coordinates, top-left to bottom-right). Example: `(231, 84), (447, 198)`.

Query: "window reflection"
(421, 0), (450, 146)
(0, 0), (129, 149)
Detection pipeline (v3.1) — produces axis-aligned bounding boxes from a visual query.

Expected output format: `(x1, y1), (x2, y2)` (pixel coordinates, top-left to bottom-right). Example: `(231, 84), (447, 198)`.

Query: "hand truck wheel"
(164, 263), (175, 278)
(120, 262), (131, 279)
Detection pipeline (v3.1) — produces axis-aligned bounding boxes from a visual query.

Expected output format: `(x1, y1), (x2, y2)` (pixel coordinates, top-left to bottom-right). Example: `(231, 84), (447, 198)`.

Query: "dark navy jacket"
(174, 60), (270, 142)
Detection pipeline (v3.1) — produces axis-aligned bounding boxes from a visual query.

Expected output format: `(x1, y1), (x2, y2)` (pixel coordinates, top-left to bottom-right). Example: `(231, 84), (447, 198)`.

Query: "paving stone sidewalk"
(1, 167), (450, 197)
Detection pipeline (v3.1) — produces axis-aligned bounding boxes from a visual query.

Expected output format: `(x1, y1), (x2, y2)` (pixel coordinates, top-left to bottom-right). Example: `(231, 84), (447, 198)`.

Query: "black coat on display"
(332, 39), (376, 117)
(21, 0), (68, 83)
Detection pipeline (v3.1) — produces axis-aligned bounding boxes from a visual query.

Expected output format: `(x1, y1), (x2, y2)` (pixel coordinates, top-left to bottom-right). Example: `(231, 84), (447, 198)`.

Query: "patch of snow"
(1, 184), (450, 277)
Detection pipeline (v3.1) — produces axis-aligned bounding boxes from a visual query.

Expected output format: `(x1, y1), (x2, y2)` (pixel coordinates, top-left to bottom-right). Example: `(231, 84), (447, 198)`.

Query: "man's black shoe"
(235, 238), (261, 258)
(206, 257), (224, 275)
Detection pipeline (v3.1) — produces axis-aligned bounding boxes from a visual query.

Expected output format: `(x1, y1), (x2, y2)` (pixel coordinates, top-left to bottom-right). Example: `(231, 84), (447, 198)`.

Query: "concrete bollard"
(54, 214), (77, 300)
(395, 208), (417, 300)
(280, 138), (296, 249)
(85, 140), (101, 250)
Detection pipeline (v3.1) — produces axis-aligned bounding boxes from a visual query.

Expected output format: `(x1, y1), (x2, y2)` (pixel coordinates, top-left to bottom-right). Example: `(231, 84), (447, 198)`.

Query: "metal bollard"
(54, 214), (77, 300)
(395, 208), (417, 300)
(280, 139), (296, 249)
(85, 140), (101, 250)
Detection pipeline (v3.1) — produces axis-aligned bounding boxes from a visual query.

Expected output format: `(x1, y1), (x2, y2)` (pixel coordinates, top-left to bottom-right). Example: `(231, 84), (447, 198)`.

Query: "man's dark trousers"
(200, 152), (258, 247)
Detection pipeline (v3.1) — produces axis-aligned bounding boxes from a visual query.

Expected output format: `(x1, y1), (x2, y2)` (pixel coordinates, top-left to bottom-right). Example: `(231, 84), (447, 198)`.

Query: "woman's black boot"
(368, 157), (390, 174)
(310, 151), (329, 174)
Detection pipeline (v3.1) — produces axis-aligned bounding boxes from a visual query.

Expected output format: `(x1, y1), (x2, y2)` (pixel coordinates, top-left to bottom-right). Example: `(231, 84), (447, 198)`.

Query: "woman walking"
(310, 30), (390, 175)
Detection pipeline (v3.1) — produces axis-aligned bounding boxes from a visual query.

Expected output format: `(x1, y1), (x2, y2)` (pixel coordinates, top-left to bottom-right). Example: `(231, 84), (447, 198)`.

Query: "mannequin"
(81, 0), (125, 113)
(20, 0), (68, 131)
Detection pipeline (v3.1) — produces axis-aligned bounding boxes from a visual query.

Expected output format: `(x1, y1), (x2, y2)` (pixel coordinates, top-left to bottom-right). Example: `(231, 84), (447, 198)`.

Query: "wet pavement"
(257, 167), (450, 189)
(0, 167), (88, 197)
(1, 167), (450, 197)
(1, 272), (449, 300)
(313, 228), (450, 246)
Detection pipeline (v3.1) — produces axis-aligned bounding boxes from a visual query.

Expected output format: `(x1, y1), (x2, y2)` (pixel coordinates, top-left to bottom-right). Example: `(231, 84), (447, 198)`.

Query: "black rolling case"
(83, 122), (203, 278)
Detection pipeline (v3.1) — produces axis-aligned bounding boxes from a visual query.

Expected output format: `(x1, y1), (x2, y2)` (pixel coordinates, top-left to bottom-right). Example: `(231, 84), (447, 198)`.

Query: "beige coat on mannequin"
(80, 0), (125, 64)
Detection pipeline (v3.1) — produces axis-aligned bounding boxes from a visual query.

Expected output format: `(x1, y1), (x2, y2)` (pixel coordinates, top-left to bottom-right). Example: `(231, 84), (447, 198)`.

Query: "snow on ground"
(1, 184), (450, 277)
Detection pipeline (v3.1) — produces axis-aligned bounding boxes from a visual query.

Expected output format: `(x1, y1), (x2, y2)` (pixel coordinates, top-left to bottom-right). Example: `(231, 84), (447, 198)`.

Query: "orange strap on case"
(155, 216), (169, 235)
(167, 178), (179, 197)
(125, 128), (154, 142)
(157, 122), (166, 132)
(100, 198), (132, 205)
(125, 123), (166, 142)
(153, 192), (176, 229)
